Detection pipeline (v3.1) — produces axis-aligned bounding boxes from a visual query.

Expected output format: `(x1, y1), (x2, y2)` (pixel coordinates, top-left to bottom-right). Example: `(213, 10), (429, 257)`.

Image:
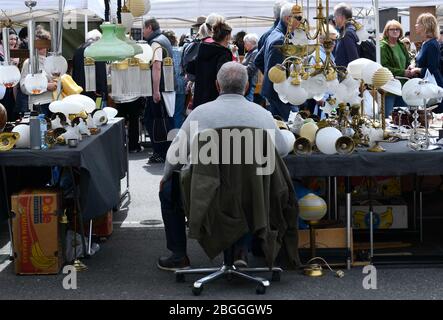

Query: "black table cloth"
(284, 140), (443, 178)
(0, 118), (127, 221)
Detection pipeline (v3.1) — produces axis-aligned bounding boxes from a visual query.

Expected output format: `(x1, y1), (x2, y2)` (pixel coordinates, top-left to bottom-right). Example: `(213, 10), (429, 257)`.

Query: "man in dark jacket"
(257, 0), (287, 51)
(254, 3), (303, 121)
(333, 2), (360, 68)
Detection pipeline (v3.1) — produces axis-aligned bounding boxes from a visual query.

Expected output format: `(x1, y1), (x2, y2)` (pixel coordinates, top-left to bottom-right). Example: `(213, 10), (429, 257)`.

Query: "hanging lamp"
(127, 0), (151, 17)
(84, 23), (134, 62)
(115, 24), (142, 56)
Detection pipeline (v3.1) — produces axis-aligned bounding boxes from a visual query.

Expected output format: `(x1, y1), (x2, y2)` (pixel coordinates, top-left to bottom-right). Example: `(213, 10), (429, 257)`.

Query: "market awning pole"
(374, 0), (381, 64)
(84, 14), (89, 42)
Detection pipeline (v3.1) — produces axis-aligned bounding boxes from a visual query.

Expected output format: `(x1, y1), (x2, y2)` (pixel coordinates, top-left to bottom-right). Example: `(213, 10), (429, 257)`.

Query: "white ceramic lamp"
(299, 122), (319, 144)
(24, 73), (48, 95)
(12, 124), (30, 148)
(63, 94), (96, 113)
(0, 64), (21, 88)
(44, 54), (68, 77)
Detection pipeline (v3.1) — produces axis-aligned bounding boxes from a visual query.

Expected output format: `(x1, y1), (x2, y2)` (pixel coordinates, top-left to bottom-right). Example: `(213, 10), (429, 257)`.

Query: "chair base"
(175, 264), (283, 296)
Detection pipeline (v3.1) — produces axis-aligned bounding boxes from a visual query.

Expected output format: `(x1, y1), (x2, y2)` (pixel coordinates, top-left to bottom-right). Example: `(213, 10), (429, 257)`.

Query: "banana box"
(84, 210), (113, 238)
(11, 189), (63, 275)
(339, 202), (408, 229)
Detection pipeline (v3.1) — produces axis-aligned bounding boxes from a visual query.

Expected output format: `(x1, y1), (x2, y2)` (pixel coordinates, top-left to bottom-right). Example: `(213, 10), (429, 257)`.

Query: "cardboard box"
(298, 227), (351, 250)
(85, 211), (113, 238)
(11, 189), (63, 275)
(339, 204), (408, 229)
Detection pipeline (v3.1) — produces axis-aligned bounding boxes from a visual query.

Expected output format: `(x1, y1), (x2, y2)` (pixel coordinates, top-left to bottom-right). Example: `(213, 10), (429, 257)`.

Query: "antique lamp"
(298, 193), (327, 276)
(0, 28), (20, 89)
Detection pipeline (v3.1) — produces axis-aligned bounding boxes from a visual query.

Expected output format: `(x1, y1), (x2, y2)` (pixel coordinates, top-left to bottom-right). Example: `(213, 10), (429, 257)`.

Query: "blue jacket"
(416, 38), (443, 88)
(257, 19), (279, 50)
(334, 23), (359, 68)
(254, 20), (287, 102)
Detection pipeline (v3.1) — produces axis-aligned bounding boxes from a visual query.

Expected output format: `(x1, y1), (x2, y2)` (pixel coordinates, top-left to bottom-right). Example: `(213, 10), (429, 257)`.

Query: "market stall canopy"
(1, 0), (104, 22)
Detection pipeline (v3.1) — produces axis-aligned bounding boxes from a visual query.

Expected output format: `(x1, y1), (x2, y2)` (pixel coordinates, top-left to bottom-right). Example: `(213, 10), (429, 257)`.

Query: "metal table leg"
(419, 176), (423, 243)
(334, 176), (338, 220)
(120, 123), (130, 207)
(327, 177), (331, 220)
(68, 167), (88, 258)
(345, 176), (352, 270)
(1, 166), (14, 260)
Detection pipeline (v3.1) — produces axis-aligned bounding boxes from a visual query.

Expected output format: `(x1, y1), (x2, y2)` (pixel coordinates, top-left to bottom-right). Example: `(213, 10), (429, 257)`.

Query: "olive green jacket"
(180, 128), (301, 269)
(380, 38), (411, 79)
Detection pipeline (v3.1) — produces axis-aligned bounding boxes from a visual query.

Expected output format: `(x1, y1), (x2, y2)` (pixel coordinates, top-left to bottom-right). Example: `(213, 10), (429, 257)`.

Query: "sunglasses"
(293, 16), (303, 22)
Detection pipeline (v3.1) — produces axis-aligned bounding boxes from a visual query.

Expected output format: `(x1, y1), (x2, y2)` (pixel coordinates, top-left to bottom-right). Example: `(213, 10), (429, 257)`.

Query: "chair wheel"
(176, 273), (185, 283)
(256, 284), (266, 295)
(271, 271), (281, 282)
(192, 286), (203, 296)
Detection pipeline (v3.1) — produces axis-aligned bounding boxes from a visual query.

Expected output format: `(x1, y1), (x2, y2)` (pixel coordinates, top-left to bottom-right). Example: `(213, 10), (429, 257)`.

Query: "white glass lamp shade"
(135, 41), (153, 63)
(402, 78), (425, 106)
(24, 73), (48, 95)
(44, 54), (68, 78)
(334, 83), (349, 103)
(299, 122), (319, 143)
(315, 127), (342, 155)
(12, 124), (30, 148)
(290, 29), (309, 46)
(342, 74), (360, 91)
(301, 74), (328, 98)
(62, 94), (96, 113)
(326, 78), (340, 94)
(49, 100), (84, 120)
(284, 79), (308, 106)
(361, 62), (383, 85)
(0, 64), (21, 88)
(298, 193), (327, 221)
(274, 81), (287, 95)
(381, 78), (402, 96)
(280, 129), (296, 155)
(347, 58), (374, 80)
(128, 0), (151, 17)
(356, 28), (370, 44)
(103, 107), (118, 119)
(121, 11), (134, 33)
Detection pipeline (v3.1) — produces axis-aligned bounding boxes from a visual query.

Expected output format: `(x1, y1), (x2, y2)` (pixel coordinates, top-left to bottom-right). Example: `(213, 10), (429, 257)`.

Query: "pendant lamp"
(127, 0), (151, 17)
(0, 28), (21, 88)
(115, 24), (142, 56)
(84, 23), (134, 62)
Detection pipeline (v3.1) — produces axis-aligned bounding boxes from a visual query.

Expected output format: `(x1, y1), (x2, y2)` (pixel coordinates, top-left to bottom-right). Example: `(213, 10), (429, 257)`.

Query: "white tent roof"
(1, 0), (441, 28)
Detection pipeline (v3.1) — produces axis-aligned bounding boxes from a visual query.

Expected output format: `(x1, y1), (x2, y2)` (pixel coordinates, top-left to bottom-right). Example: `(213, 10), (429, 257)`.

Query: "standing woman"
(190, 21), (233, 108)
(380, 20), (410, 117)
(409, 13), (443, 112)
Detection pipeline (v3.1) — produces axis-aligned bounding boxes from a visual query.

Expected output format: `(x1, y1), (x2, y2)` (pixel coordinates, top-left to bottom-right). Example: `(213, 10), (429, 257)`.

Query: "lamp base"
(367, 141), (385, 152)
(303, 263), (324, 277)
(73, 259), (88, 272)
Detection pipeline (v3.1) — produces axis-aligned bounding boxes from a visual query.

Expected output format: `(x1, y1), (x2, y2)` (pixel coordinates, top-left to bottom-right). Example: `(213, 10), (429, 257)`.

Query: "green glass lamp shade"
(84, 23), (134, 62)
(115, 24), (143, 55)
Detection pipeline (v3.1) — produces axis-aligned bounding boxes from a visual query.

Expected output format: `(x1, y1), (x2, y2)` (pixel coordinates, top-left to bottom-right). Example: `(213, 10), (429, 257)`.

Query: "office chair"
(175, 127), (297, 296)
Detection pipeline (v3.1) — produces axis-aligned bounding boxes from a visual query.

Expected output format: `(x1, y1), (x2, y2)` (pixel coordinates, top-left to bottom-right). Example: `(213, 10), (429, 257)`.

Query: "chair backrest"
(181, 126), (300, 267)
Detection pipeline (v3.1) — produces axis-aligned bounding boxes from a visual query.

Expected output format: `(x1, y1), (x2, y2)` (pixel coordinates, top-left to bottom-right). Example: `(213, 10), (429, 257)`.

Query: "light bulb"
(0, 64), (21, 88)
(24, 73), (48, 95)
(315, 127), (342, 155)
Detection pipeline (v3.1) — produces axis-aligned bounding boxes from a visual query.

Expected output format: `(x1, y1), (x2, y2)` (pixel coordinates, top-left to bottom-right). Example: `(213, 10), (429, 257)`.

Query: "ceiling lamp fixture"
(84, 23), (134, 62)
(127, 0), (151, 17)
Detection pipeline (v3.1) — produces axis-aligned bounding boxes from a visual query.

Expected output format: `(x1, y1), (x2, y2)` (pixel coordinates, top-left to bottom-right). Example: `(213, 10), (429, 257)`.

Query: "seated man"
(158, 61), (290, 271)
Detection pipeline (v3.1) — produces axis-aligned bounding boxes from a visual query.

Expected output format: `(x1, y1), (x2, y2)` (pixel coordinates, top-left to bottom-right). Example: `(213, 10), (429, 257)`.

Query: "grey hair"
(206, 13), (225, 28)
(243, 33), (259, 45)
(273, 0), (287, 19)
(280, 3), (294, 21)
(86, 29), (102, 42)
(144, 17), (160, 31)
(217, 62), (248, 95)
(198, 23), (212, 38)
(334, 2), (353, 19)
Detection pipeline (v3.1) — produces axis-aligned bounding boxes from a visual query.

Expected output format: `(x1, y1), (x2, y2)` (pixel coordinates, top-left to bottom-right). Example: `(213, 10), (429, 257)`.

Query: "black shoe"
(129, 145), (144, 153)
(157, 254), (190, 271)
(148, 153), (165, 164)
(233, 249), (248, 268)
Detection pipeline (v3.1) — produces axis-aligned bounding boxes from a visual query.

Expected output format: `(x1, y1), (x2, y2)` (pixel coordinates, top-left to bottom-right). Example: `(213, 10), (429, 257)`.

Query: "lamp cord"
(306, 256), (345, 278)
(104, 0), (110, 22)
(117, 0), (122, 24)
